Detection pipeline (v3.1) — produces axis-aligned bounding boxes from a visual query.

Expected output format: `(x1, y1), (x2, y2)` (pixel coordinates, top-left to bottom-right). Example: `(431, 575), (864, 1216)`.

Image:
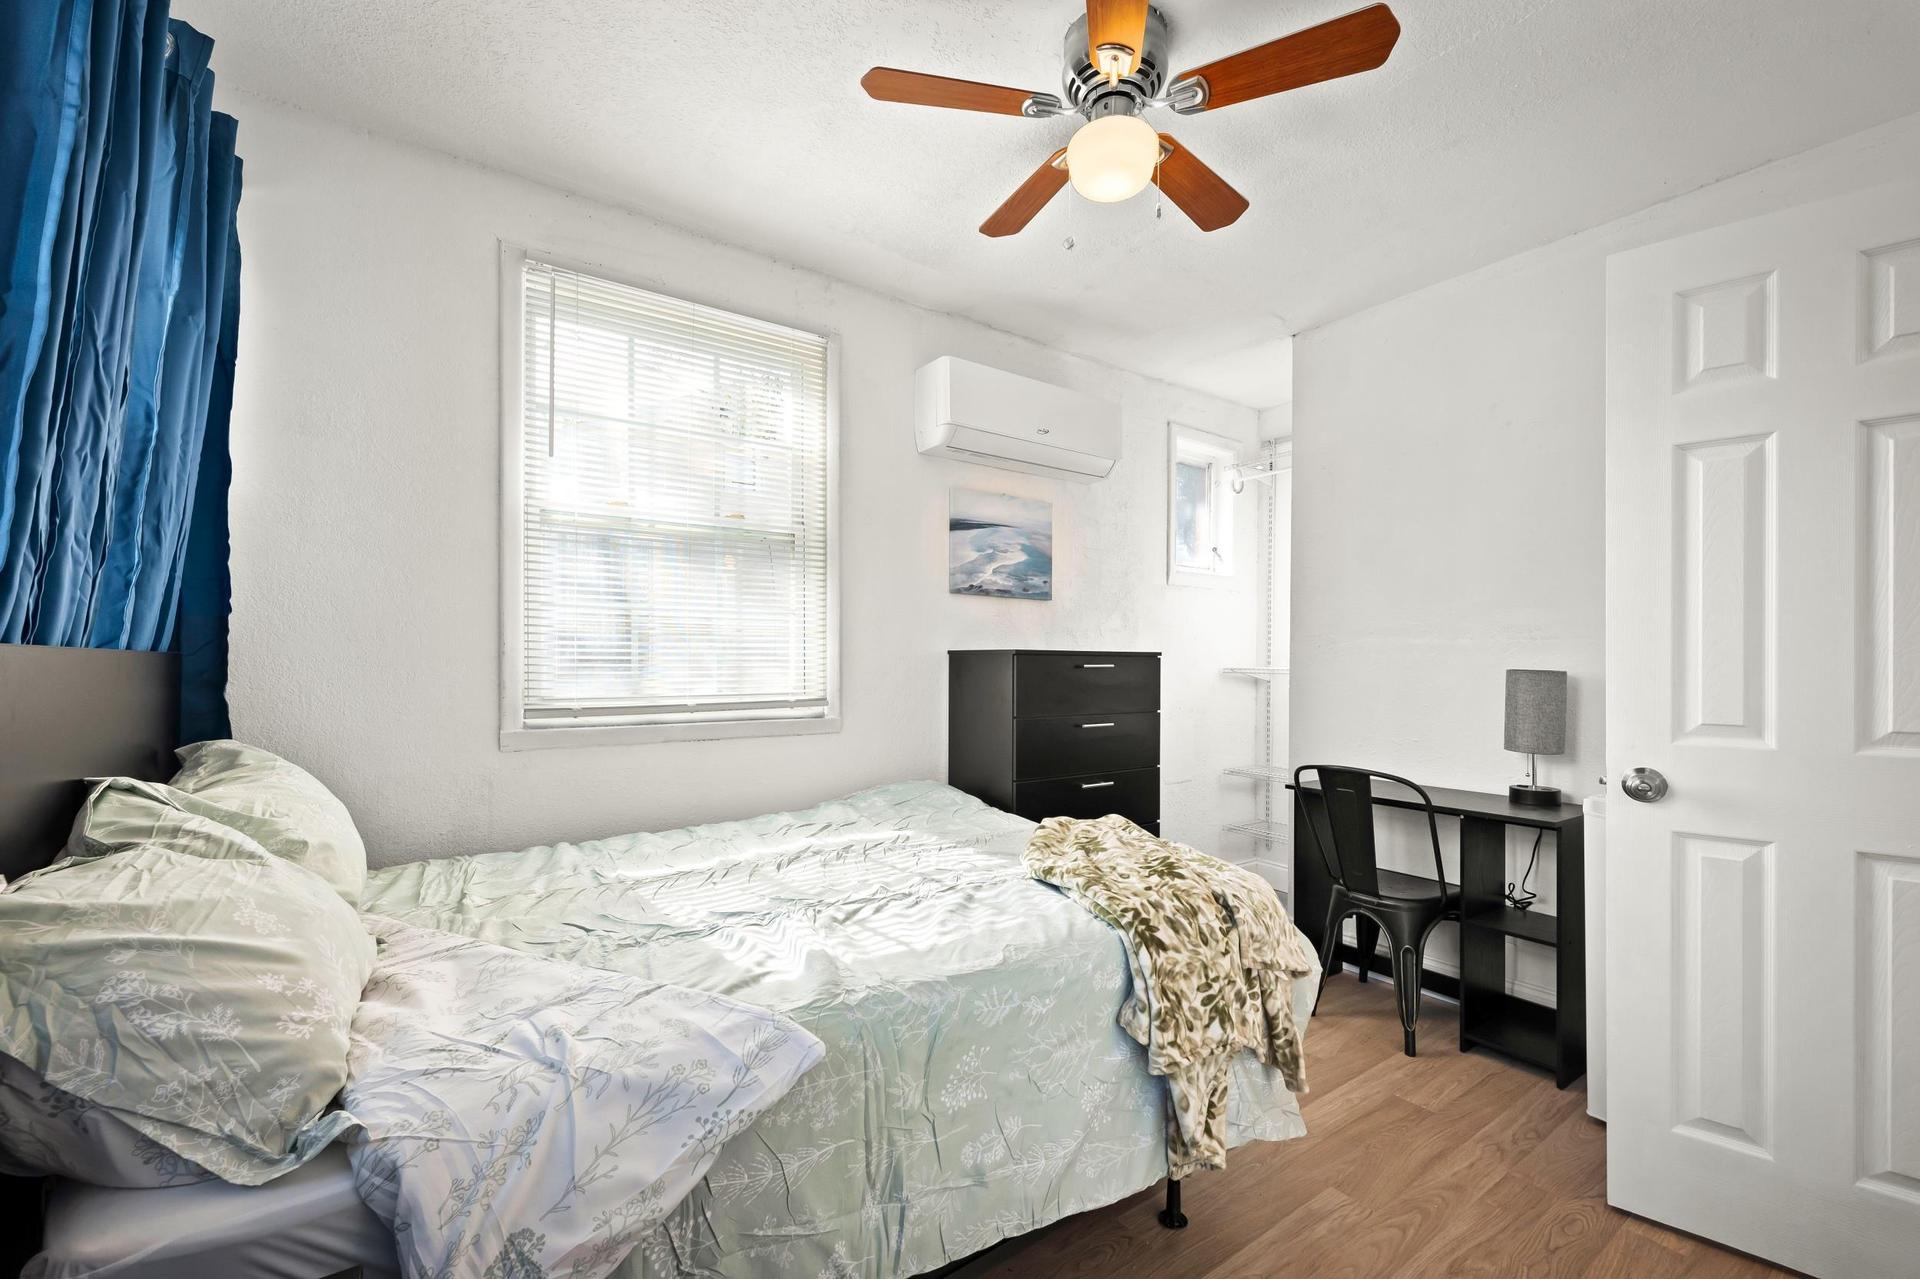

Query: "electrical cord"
(1504, 828), (1543, 911)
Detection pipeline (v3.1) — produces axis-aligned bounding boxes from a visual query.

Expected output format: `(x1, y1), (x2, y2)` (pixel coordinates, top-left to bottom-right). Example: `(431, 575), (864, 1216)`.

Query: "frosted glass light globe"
(1066, 114), (1159, 204)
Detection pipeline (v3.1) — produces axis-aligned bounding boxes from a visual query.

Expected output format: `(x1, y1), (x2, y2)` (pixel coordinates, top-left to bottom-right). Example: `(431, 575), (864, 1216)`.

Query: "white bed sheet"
(28, 1146), (397, 1279)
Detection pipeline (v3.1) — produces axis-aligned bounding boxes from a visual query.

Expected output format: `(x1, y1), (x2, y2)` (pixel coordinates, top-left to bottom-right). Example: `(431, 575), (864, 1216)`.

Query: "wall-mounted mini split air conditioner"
(914, 356), (1121, 482)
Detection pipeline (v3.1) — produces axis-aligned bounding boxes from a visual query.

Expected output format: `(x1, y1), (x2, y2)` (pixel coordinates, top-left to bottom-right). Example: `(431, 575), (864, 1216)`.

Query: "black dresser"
(947, 649), (1160, 831)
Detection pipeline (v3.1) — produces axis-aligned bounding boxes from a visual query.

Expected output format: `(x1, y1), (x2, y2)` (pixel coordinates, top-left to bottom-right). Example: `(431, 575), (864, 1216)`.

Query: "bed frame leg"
(1158, 1177), (1188, 1229)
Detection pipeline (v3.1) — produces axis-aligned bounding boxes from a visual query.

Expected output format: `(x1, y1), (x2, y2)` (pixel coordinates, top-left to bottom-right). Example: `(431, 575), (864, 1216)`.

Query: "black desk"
(1291, 781), (1586, 1088)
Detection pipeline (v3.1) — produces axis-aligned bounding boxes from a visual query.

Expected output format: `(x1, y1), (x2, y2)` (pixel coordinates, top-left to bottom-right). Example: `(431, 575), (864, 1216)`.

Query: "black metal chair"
(1294, 765), (1461, 1057)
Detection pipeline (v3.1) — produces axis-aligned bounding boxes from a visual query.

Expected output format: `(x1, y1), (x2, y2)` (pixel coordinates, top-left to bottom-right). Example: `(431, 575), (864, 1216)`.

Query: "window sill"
(1168, 567), (1238, 590)
(500, 714), (842, 751)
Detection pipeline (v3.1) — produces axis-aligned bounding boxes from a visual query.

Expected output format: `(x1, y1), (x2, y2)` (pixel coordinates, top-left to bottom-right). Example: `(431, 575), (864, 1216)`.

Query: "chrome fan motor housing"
(1060, 6), (1172, 118)
(1059, 6), (1205, 118)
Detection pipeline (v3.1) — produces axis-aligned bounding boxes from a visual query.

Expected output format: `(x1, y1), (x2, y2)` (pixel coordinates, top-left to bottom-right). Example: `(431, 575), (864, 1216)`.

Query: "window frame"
(497, 243), (841, 750)
(1167, 422), (1240, 588)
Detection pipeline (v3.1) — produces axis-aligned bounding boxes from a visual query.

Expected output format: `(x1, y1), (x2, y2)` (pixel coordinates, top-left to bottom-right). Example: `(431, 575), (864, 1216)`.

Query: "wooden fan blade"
(980, 150), (1069, 238)
(1175, 3), (1400, 112)
(1152, 136), (1249, 232)
(861, 67), (1040, 116)
(1086, 0), (1150, 78)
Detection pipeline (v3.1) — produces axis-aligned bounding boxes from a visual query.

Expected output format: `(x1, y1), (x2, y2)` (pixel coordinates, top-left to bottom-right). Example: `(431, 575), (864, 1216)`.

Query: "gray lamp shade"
(1504, 669), (1567, 756)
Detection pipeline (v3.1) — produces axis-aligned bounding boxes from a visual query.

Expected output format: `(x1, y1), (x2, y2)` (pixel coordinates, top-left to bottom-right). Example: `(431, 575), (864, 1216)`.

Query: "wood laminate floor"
(955, 973), (1795, 1279)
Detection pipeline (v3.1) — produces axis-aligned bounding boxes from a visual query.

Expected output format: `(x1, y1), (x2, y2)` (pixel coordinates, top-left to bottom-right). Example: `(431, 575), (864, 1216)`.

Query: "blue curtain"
(0, 1), (239, 740)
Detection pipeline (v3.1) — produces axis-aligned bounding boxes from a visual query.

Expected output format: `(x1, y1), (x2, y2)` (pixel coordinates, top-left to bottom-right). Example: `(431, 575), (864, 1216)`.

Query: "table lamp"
(1505, 668), (1567, 808)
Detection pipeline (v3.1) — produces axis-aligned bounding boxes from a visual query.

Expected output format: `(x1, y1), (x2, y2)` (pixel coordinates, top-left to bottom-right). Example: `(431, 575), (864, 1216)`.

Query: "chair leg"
(1388, 931), (1428, 1058)
(1353, 915), (1380, 983)
(1314, 900), (1346, 1009)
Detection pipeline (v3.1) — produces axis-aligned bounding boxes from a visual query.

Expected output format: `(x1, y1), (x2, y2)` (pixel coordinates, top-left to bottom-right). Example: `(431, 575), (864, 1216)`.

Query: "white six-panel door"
(1605, 180), (1920, 1277)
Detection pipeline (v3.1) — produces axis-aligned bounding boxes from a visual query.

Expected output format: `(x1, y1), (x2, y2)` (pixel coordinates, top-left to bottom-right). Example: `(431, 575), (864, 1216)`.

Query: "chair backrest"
(1293, 765), (1447, 899)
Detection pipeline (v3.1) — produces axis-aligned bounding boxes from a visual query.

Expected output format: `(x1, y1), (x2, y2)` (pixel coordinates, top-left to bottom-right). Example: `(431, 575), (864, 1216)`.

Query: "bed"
(362, 780), (1314, 1277)
(5, 646), (1316, 1279)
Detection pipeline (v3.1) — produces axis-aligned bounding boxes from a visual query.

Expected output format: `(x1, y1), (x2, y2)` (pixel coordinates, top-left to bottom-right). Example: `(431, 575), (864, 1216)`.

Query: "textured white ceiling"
(174, 0), (1920, 407)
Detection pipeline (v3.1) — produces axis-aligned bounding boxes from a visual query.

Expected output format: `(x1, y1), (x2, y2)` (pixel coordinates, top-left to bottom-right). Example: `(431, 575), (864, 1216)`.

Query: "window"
(1167, 424), (1238, 586)
(502, 249), (836, 746)
(1172, 459), (1216, 570)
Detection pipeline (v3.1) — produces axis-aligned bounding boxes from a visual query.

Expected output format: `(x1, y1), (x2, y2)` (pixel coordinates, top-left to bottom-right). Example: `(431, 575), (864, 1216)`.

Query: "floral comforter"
(361, 782), (1316, 1279)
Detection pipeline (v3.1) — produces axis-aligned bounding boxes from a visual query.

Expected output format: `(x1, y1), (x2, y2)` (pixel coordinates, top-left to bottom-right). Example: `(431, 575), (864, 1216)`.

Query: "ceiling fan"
(861, 2), (1400, 237)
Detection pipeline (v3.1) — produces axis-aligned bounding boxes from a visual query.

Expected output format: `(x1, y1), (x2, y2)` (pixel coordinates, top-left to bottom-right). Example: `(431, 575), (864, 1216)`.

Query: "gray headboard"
(0, 643), (180, 880)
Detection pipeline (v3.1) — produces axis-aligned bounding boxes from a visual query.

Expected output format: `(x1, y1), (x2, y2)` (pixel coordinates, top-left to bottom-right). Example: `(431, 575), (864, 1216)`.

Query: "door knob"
(1621, 767), (1669, 803)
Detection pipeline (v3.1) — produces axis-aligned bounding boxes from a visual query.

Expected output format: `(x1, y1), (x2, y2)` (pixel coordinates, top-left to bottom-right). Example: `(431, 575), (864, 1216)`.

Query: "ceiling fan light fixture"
(1066, 113), (1159, 204)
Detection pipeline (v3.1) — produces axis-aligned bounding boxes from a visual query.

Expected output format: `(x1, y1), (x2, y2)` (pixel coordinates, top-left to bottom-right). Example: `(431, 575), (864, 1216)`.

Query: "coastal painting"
(948, 488), (1052, 600)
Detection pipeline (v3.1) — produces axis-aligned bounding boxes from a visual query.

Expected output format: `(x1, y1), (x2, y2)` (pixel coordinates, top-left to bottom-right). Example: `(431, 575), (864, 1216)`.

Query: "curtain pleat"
(134, 24), (226, 650)
(176, 139), (237, 743)
(0, 1), (240, 739)
(89, 14), (200, 647)
(30, 0), (168, 647)
(0, 0), (91, 638)
(0, 4), (82, 558)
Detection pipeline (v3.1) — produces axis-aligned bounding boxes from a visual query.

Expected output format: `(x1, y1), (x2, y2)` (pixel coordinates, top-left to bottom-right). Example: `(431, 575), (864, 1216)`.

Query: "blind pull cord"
(545, 269), (558, 458)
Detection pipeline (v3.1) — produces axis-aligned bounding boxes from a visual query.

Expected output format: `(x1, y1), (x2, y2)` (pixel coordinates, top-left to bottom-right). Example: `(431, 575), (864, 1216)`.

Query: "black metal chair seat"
(1295, 765), (1463, 1058)
(1357, 867), (1460, 905)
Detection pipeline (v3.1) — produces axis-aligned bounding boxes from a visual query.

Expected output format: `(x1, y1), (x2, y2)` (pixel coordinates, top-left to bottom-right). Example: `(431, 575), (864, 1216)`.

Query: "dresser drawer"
(1014, 711), (1158, 781)
(1014, 766), (1160, 826)
(1012, 653), (1159, 717)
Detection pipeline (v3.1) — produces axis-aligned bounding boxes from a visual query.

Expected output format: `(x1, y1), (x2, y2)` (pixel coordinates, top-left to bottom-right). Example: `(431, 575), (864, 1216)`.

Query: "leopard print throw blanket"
(1024, 814), (1319, 1179)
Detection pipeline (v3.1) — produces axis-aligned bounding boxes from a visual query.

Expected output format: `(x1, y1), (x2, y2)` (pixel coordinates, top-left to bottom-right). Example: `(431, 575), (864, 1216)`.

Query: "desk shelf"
(1461, 904), (1558, 947)
(1461, 993), (1559, 1073)
(1455, 807), (1584, 1088)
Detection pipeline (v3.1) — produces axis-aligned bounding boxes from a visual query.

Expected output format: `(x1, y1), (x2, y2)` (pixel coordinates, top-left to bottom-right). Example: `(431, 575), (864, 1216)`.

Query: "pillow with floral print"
(65, 776), (280, 868)
(0, 1050), (209, 1187)
(69, 740), (368, 906)
(0, 840), (373, 1185)
(167, 740), (368, 905)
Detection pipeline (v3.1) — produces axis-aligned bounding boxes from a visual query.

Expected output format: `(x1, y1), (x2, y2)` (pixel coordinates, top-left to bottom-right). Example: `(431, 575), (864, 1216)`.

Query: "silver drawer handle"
(1080, 722), (1115, 729)
(1081, 780), (1116, 789)
(1078, 663), (1116, 669)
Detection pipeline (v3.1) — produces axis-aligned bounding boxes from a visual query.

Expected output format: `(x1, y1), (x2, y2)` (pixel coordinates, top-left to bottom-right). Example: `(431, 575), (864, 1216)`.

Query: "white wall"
(1291, 110), (1920, 995)
(218, 93), (1271, 866)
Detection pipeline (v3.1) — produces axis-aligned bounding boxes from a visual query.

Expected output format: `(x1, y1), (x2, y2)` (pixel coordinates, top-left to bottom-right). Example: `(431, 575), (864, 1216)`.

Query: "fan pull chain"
(1155, 152), (1165, 220)
(1063, 187), (1076, 251)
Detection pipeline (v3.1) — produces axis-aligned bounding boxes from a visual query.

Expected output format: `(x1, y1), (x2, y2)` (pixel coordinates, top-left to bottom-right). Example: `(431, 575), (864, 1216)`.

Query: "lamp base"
(1509, 783), (1563, 808)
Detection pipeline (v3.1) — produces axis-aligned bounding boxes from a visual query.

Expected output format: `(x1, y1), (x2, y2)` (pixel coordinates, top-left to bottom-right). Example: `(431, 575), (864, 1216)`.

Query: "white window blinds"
(518, 258), (832, 728)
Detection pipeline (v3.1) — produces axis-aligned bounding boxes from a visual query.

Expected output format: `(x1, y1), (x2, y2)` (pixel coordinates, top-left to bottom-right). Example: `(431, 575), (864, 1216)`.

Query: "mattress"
(28, 1146), (397, 1279)
(362, 780), (1314, 1279)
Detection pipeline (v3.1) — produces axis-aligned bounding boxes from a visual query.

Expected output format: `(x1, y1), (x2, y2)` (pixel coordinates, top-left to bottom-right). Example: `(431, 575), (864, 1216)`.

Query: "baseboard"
(1334, 944), (1460, 1000)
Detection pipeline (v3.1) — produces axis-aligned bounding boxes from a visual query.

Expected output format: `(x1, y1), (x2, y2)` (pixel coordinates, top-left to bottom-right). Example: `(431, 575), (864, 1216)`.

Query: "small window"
(501, 249), (836, 746)
(1168, 424), (1238, 586)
